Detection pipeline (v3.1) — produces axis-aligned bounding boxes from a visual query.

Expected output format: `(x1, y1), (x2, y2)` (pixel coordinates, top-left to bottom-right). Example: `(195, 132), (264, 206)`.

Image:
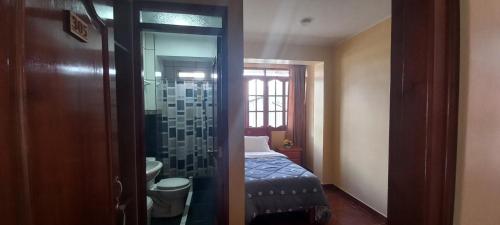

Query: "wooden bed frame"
(244, 127), (272, 146)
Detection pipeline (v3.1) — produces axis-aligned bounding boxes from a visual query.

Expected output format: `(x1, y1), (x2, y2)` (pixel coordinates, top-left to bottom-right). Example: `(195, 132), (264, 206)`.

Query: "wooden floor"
(250, 187), (387, 225)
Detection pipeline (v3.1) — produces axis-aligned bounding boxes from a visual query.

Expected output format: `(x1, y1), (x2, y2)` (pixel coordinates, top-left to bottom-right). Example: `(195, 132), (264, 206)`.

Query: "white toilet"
(147, 177), (191, 218)
(146, 196), (153, 225)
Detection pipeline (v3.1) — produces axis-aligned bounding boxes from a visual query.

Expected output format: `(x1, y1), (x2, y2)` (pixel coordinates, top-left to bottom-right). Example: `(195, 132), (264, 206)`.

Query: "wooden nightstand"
(276, 146), (303, 165)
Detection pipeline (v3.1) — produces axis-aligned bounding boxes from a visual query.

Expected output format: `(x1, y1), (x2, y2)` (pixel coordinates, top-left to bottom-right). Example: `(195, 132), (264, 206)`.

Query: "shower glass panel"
(143, 30), (219, 225)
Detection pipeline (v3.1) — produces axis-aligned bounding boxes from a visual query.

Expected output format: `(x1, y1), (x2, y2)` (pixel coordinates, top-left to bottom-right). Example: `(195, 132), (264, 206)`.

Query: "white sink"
(146, 160), (163, 189)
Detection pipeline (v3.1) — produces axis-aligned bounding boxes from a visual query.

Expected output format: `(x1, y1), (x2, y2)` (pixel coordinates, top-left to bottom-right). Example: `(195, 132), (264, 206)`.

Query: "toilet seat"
(156, 178), (190, 191)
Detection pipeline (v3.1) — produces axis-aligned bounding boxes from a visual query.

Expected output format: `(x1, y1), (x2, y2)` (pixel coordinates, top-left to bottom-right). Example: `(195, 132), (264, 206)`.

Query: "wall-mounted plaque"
(65, 10), (88, 42)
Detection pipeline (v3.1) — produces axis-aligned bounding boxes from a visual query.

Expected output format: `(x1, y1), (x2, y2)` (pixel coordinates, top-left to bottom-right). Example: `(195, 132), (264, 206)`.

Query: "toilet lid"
(156, 178), (190, 190)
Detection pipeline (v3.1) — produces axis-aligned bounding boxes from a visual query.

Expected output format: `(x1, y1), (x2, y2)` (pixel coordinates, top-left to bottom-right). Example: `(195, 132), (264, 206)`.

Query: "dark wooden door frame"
(388, 0), (460, 225)
(128, 2), (229, 225)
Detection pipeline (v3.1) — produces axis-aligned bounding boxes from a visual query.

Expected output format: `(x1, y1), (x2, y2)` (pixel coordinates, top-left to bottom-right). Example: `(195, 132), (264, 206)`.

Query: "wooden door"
(0, 0), (29, 224)
(1, 0), (119, 225)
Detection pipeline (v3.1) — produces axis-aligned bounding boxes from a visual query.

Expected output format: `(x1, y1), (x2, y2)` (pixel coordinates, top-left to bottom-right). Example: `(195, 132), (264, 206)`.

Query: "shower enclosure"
(143, 32), (218, 178)
(138, 3), (226, 225)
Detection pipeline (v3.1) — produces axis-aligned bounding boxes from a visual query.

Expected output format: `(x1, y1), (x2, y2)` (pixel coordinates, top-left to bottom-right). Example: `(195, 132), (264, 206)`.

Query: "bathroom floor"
(151, 216), (182, 225)
(151, 177), (215, 225)
(186, 177), (216, 225)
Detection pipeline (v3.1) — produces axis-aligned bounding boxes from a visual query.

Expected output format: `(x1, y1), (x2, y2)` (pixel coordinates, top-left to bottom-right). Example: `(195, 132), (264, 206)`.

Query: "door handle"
(114, 176), (126, 225)
(216, 146), (223, 158)
(114, 176), (123, 210)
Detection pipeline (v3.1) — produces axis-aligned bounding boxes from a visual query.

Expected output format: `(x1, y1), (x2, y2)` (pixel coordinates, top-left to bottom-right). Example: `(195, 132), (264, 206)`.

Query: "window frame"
(244, 67), (290, 131)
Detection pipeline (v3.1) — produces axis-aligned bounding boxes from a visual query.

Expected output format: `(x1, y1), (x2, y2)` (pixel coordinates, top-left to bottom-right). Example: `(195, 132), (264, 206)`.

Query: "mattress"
(244, 152), (331, 224)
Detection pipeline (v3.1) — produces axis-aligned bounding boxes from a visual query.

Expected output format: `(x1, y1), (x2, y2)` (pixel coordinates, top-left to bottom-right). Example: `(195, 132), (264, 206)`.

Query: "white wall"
(454, 0), (500, 224)
(244, 41), (330, 62)
(329, 19), (391, 216)
(154, 33), (217, 58)
(305, 63), (325, 180)
(142, 32), (218, 111)
(142, 32), (156, 111)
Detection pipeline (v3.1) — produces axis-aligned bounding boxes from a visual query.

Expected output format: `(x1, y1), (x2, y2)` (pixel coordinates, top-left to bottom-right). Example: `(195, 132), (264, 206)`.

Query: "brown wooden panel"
(0, 1), (30, 225)
(388, 0), (460, 225)
(281, 151), (301, 159)
(114, 1), (141, 224)
(289, 158), (301, 165)
(20, 0), (116, 224)
(245, 128), (272, 146)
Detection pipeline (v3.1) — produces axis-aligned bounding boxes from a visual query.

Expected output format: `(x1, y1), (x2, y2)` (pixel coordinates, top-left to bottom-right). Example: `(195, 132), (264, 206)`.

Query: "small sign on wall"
(64, 10), (89, 42)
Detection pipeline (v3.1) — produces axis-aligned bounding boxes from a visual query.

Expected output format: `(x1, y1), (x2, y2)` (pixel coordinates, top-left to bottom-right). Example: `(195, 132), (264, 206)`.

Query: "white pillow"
(244, 136), (271, 152)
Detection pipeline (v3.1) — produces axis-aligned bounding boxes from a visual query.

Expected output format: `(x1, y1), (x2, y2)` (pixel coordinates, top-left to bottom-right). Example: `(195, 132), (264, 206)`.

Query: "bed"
(244, 135), (332, 224)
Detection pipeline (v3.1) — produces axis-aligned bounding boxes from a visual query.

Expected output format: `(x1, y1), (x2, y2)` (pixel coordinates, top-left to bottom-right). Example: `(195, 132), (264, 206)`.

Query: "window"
(245, 68), (289, 130)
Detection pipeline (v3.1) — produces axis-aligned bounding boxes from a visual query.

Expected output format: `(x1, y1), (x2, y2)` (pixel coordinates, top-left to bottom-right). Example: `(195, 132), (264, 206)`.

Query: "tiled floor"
(250, 187), (387, 225)
(151, 216), (182, 225)
(186, 177), (215, 225)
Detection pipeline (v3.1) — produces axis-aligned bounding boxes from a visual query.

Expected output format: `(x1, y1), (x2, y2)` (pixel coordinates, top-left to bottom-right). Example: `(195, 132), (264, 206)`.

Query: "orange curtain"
(287, 65), (306, 149)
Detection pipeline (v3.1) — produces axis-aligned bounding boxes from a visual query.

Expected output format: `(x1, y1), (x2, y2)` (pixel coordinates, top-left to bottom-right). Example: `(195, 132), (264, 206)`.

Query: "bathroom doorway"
(136, 3), (227, 225)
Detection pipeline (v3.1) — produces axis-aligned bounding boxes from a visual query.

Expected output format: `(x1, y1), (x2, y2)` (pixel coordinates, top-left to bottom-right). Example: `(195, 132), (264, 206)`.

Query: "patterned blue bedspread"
(245, 156), (331, 224)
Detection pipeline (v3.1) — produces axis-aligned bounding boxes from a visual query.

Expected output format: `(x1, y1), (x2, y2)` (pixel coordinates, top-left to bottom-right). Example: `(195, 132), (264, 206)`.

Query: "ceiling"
(243, 0), (391, 46)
